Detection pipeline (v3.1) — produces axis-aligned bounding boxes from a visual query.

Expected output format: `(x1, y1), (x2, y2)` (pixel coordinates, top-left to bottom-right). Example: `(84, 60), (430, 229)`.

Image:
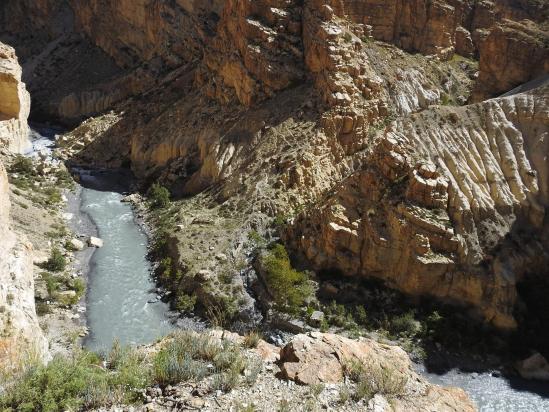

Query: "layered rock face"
(0, 43), (30, 153)
(0, 43), (48, 367)
(1, 0), (547, 332)
(286, 85), (549, 329)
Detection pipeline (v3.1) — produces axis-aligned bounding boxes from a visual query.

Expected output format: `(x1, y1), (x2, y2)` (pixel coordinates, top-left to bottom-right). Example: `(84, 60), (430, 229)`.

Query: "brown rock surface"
(279, 332), (476, 411)
(0, 42), (29, 153)
(286, 84), (549, 329)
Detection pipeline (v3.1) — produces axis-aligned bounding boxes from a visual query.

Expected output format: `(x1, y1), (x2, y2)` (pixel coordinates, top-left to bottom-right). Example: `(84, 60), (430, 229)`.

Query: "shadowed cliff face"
(0, 0), (547, 332)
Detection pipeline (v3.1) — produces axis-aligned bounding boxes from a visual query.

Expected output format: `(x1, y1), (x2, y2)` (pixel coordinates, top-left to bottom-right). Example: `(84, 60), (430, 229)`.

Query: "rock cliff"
(0, 0), (547, 334)
(0, 43), (30, 153)
(0, 42), (48, 371)
(285, 84), (549, 329)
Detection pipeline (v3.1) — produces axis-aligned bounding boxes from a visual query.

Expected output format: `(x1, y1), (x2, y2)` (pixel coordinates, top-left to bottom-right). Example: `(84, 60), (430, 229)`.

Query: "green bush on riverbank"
(147, 183), (170, 209)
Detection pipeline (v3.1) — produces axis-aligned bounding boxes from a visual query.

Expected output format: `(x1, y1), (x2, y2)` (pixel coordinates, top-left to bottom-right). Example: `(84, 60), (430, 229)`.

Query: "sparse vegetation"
(343, 359), (408, 402)
(9, 155), (34, 175)
(152, 331), (248, 391)
(0, 348), (149, 411)
(243, 331), (262, 348)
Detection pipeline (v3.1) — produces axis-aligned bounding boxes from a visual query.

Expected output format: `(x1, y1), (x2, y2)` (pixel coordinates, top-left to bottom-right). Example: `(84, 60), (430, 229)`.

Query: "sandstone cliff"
(285, 84), (549, 329)
(0, 43), (30, 153)
(1, 0), (547, 121)
(0, 43), (48, 373)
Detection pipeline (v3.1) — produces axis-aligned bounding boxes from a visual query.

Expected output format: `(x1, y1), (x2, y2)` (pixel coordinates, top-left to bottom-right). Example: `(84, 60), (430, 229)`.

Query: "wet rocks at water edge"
(516, 353), (549, 381)
(88, 236), (104, 248)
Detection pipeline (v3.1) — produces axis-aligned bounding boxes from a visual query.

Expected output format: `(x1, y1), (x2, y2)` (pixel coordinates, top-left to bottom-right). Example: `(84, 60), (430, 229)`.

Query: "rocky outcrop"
(3, 0), (547, 122)
(279, 333), (476, 411)
(0, 43), (30, 153)
(286, 84), (549, 329)
(0, 43), (48, 370)
(197, 0), (304, 106)
(472, 20), (549, 101)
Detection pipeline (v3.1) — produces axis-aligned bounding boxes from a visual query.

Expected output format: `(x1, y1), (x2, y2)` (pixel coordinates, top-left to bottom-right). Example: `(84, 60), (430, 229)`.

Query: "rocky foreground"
(102, 331), (476, 412)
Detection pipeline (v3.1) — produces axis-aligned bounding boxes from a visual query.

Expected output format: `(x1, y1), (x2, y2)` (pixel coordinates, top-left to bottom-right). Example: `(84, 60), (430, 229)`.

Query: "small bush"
(9, 155), (34, 175)
(175, 293), (197, 313)
(310, 383), (325, 398)
(243, 331), (261, 349)
(344, 360), (408, 402)
(43, 248), (67, 272)
(44, 187), (62, 205)
(36, 302), (52, 316)
(211, 369), (240, 393)
(339, 385), (351, 404)
(389, 311), (420, 338)
(148, 183), (170, 209)
(248, 230), (265, 247)
(259, 244), (313, 314)
(69, 278), (86, 297)
(244, 359), (262, 386)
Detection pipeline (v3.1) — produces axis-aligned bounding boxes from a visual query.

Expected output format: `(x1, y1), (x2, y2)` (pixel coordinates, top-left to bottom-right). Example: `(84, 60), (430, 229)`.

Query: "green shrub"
(259, 244), (313, 314)
(147, 183), (170, 209)
(36, 302), (52, 316)
(44, 187), (62, 205)
(152, 332), (247, 390)
(389, 311), (420, 338)
(248, 230), (265, 247)
(70, 278), (86, 296)
(43, 248), (67, 272)
(175, 293), (197, 313)
(9, 155), (34, 175)
(0, 348), (150, 411)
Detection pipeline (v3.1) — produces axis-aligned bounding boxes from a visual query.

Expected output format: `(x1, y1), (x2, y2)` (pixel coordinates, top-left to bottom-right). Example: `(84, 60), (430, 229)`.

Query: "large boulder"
(279, 333), (476, 411)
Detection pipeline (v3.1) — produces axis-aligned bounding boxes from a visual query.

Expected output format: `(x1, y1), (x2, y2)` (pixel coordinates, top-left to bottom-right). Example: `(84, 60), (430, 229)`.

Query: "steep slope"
(285, 85), (549, 329)
(0, 0), (547, 334)
(0, 43), (48, 375)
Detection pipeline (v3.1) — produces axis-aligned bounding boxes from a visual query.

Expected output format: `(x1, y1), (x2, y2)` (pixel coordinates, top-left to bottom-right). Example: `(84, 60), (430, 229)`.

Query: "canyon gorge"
(0, 0), (548, 411)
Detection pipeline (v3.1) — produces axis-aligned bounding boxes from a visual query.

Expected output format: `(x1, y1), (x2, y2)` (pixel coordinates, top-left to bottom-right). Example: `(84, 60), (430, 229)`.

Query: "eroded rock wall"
(285, 85), (549, 329)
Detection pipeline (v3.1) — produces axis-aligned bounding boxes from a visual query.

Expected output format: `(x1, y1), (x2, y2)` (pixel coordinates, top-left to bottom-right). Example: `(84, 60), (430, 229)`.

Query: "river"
(77, 170), (174, 353)
(28, 127), (174, 353)
(420, 366), (549, 411)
